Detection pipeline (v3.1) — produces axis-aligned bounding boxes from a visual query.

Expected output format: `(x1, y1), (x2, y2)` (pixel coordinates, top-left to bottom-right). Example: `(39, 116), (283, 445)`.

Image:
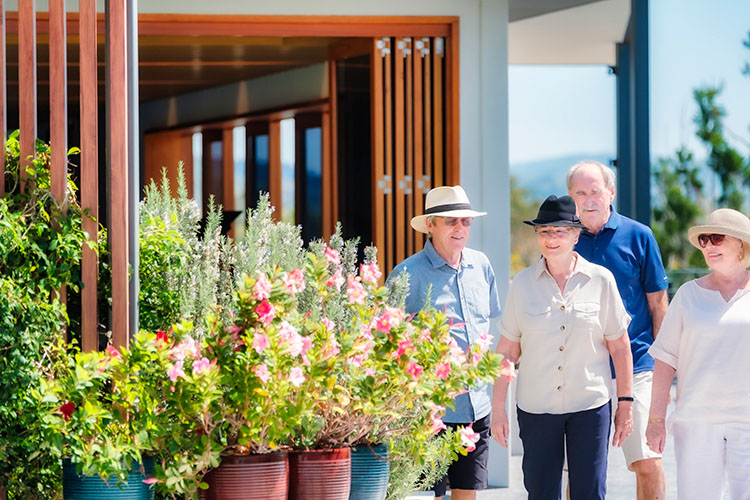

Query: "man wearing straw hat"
(388, 185), (502, 500)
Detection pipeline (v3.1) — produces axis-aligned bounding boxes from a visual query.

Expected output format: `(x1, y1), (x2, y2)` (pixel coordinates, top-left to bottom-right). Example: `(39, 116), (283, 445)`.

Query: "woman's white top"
(649, 279), (750, 426)
(499, 254), (631, 414)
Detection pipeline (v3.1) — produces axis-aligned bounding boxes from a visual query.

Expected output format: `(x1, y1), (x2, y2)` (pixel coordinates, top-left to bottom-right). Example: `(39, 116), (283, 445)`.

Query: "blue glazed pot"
(349, 444), (389, 500)
(62, 457), (156, 500)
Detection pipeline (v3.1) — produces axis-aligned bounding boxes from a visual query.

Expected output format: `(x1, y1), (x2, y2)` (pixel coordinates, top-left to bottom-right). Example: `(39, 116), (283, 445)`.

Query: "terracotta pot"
(200, 451), (288, 500)
(62, 457), (155, 500)
(289, 448), (351, 500)
(349, 444), (389, 500)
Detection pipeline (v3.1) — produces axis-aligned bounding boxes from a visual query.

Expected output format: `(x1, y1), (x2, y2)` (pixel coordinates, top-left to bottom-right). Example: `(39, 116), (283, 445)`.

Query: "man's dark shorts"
(432, 413), (491, 496)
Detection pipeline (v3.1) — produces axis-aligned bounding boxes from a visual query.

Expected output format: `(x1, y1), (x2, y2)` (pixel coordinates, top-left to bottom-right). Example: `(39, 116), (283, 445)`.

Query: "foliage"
(0, 132), (94, 498)
(385, 432), (455, 500)
(651, 147), (705, 270)
(693, 86), (750, 210)
(509, 176), (541, 275)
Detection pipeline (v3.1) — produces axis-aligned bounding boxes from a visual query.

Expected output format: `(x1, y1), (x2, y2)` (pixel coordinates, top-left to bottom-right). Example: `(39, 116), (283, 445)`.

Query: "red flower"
(155, 330), (169, 346)
(60, 401), (76, 421)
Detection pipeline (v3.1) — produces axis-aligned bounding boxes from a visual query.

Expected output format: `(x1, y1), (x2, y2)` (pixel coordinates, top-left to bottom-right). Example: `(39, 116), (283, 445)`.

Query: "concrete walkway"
(407, 385), (732, 499)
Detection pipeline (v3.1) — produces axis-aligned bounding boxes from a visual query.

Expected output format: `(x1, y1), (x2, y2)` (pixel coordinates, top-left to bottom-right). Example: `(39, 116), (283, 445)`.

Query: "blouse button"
(559, 346), (564, 351)
(560, 305), (565, 310)
(558, 365), (563, 371)
(560, 325), (565, 331)
(557, 386), (563, 391)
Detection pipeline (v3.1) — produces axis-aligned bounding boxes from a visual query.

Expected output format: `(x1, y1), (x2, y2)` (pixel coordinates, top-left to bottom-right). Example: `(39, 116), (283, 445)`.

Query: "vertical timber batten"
(80, 0), (99, 352)
(107, 0), (130, 348)
(49, 0), (67, 206)
(18, 0), (37, 188)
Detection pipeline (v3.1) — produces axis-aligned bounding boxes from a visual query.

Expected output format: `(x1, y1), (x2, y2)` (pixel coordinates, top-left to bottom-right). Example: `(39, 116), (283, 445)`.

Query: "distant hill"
(510, 153), (614, 201)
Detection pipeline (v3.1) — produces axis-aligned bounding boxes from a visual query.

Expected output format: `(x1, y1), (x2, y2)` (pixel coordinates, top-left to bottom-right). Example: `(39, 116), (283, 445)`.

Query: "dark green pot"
(62, 457), (156, 500)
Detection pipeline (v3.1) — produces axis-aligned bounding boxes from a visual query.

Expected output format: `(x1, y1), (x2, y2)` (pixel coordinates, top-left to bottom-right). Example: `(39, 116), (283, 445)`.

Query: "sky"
(509, 0), (750, 167)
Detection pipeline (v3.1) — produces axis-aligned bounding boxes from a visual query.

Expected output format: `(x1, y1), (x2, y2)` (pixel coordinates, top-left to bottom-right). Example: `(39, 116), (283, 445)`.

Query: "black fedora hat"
(524, 195), (588, 229)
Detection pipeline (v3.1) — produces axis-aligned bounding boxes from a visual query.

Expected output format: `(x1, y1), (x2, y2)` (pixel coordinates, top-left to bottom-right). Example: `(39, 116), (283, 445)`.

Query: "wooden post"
(18, 0), (37, 189)
(80, 0), (99, 352)
(107, 0), (130, 348)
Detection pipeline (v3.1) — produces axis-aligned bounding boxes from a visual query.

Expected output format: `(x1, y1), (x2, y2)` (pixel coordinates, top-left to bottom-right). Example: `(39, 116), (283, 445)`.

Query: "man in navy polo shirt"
(567, 161), (669, 500)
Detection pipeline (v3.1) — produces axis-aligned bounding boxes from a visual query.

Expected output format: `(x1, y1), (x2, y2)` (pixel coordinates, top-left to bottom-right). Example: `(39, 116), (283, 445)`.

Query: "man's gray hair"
(566, 161), (616, 190)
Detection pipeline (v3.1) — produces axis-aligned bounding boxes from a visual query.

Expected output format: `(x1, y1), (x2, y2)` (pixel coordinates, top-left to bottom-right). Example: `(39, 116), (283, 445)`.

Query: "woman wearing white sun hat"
(646, 208), (750, 499)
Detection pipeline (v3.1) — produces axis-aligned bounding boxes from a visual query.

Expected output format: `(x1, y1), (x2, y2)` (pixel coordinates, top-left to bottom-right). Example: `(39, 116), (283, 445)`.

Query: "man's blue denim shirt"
(388, 239), (502, 423)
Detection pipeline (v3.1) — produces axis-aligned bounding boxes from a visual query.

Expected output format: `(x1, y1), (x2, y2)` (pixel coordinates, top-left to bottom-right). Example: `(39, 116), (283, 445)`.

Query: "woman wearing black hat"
(490, 195), (634, 500)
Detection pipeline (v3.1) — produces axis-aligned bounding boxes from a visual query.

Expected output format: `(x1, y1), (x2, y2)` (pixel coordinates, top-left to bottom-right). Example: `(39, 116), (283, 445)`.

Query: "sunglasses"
(697, 233), (726, 248)
(535, 228), (572, 238)
(441, 217), (474, 227)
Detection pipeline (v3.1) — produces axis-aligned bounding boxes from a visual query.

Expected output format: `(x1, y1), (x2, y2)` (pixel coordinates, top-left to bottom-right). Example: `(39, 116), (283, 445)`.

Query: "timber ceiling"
(3, 34), (343, 104)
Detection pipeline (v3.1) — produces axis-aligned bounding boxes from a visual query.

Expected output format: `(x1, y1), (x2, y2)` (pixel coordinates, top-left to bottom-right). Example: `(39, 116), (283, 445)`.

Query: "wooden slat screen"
(2, 3), (132, 351)
(371, 36), (450, 273)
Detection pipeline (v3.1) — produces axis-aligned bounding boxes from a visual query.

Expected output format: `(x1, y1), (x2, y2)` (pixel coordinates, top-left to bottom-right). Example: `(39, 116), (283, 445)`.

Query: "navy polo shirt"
(574, 208), (668, 373)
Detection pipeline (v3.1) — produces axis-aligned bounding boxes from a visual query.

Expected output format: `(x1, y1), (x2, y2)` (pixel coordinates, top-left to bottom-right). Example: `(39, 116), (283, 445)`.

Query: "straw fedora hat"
(410, 186), (487, 234)
(688, 208), (750, 249)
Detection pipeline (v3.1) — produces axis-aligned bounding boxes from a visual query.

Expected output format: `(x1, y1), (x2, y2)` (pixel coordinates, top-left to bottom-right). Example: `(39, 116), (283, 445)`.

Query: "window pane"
(280, 118), (296, 225)
(303, 127), (322, 240)
(255, 135), (269, 194)
(192, 132), (203, 216)
(233, 126), (247, 238)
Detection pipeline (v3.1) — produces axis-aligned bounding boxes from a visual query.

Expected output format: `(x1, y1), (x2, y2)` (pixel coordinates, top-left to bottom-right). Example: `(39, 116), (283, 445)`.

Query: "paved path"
(407, 385), (732, 499)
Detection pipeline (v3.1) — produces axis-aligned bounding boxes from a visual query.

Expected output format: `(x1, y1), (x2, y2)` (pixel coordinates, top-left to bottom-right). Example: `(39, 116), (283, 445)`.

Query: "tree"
(509, 176), (541, 275)
(693, 86), (750, 210)
(651, 148), (705, 270)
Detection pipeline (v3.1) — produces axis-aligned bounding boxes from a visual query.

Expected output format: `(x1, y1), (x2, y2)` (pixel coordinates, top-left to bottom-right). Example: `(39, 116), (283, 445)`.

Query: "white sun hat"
(410, 185), (487, 234)
(688, 208), (750, 249)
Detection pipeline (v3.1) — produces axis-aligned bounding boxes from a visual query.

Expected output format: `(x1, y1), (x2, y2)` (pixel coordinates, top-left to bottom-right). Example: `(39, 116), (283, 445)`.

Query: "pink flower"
(375, 306), (403, 333)
(253, 363), (270, 384)
(499, 358), (517, 382)
(359, 262), (382, 285)
(142, 478), (161, 485)
(325, 246), (341, 265)
(430, 414), (447, 434)
(321, 317), (336, 332)
(476, 331), (493, 352)
(347, 275), (367, 304)
(106, 344), (122, 361)
(326, 269), (345, 291)
(168, 360), (185, 382)
(252, 332), (269, 354)
(429, 404), (447, 434)
(470, 350), (482, 366)
(255, 299), (276, 327)
(447, 338), (467, 365)
(283, 268), (306, 295)
(459, 425), (481, 452)
(396, 338), (413, 357)
(300, 336), (313, 356)
(192, 357), (211, 376)
(364, 368), (376, 377)
(405, 361), (424, 381)
(418, 328), (432, 342)
(253, 273), (272, 301)
(435, 362), (452, 379)
(348, 354), (365, 367)
(288, 367), (305, 387)
(279, 321), (303, 356)
(171, 337), (200, 361)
